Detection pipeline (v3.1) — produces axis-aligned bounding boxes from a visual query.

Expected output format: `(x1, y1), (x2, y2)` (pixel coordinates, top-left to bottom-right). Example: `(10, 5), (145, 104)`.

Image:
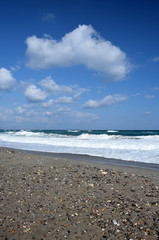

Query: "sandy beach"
(0, 147), (159, 240)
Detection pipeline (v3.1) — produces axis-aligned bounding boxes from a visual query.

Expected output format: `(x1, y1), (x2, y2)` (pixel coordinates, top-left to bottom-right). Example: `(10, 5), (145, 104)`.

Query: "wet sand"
(0, 147), (159, 240)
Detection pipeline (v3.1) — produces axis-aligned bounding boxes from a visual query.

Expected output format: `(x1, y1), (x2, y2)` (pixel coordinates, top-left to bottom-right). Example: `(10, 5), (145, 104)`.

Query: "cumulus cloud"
(0, 68), (16, 91)
(40, 76), (73, 94)
(83, 94), (127, 109)
(26, 24), (130, 80)
(24, 85), (48, 102)
(24, 76), (88, 105)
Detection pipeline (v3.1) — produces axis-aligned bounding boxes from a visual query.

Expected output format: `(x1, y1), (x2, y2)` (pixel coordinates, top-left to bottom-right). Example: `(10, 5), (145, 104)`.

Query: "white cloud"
(40, 76), (73, 94)
(56, 96), (74, 104)
(42, 90), (86, 106)
(15, 104), (35, 114)
(10, 65), (20, 72)
(144, 95), (155, 99)
(42, 111), (52, 117)
(15, 106), (27, 114)
(0, 68), (16, 91)
(42, 95), (79, 107)
(56, 107), (71, 114)
(24, 84), (48, 102)
(55, 89), (88, 103)
(83, 94), (127, 109)
(24, 76), (88, 105)
(153, 56), (159, 62)
(42, 99), (54, 107)
(74, 88), (88, 98)
(26, 24), (130, 80)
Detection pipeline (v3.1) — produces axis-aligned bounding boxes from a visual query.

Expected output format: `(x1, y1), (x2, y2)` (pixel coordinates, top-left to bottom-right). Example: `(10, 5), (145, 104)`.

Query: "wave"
(68, 130), (80, 133)
(107, 130), (118, 133)
(1, 131), (158, 147)
(6, 130), (48, 138)
(3, 130), (159, 141)
(0, 130), (159, 164)
(2, 129), (159, 136)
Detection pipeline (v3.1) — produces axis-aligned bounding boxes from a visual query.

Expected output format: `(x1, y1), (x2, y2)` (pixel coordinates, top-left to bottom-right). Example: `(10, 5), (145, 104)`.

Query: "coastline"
(3, 146), (159, 176)
(0, 147), (159, 239)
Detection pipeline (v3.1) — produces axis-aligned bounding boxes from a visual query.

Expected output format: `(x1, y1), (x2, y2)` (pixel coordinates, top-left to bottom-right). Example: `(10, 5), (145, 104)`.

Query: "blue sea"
(0, 129), (159, 164)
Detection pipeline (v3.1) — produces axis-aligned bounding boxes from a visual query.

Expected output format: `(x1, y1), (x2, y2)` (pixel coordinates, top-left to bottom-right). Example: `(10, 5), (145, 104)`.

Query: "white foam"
(0, 131), (159, 164)
(107, 130), (118, 133)
(68, 130), (79, 133)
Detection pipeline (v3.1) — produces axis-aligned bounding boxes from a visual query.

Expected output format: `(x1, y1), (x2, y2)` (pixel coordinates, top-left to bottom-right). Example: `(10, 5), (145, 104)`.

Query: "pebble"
(0, 148), (159, 240)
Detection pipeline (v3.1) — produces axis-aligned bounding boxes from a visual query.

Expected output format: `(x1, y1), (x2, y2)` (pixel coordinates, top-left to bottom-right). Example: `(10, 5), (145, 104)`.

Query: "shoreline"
(1, 146), (159, 177)
(0, 147), (159, 239)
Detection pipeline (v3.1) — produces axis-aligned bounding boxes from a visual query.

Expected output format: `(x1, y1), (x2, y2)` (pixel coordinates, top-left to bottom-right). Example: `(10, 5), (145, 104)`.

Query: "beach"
(0, 147), (159, 240)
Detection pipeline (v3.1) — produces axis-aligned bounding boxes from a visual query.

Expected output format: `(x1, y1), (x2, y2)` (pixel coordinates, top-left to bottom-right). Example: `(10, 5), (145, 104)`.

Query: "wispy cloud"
(0, 103), (98, 126)
(0, 108), (13, 121)
(153, 87), (159, 91)
(26, 25), (131, 81)
(15, 104), (35, 114)
(144, 95), (155, 99)
(55, 92), (84, 104)
(42, 12), (55, 23)
(10, 65), (20, 72)
(83, 94), (127, 109)
(73, 111), (98, 121)
(144, 111), (151, 115)
(153, 56), (159, 62)
(43, 97), (75, 105)
(42, 99), (54, 108)
(55, 96), (74, 104)
(42, 92), (85, 107)
(15, 106), (27, 114)
(132, 93), (140, 97)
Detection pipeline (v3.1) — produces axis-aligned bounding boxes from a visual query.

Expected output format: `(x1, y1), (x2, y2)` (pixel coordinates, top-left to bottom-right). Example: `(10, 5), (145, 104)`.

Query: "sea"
(0, 129), (159, 165)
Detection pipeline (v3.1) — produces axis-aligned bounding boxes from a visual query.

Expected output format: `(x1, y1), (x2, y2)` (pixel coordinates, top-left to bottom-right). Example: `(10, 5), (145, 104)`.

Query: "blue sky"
(0, 0), (159, 130)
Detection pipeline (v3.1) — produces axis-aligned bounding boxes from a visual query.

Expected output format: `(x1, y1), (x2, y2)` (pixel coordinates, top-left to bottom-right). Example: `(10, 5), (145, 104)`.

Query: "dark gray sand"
(0, 147), (159, 240)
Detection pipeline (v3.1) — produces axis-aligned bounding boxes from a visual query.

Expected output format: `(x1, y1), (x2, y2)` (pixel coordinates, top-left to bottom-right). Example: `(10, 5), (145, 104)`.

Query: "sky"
(0, 0), (159, 130)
